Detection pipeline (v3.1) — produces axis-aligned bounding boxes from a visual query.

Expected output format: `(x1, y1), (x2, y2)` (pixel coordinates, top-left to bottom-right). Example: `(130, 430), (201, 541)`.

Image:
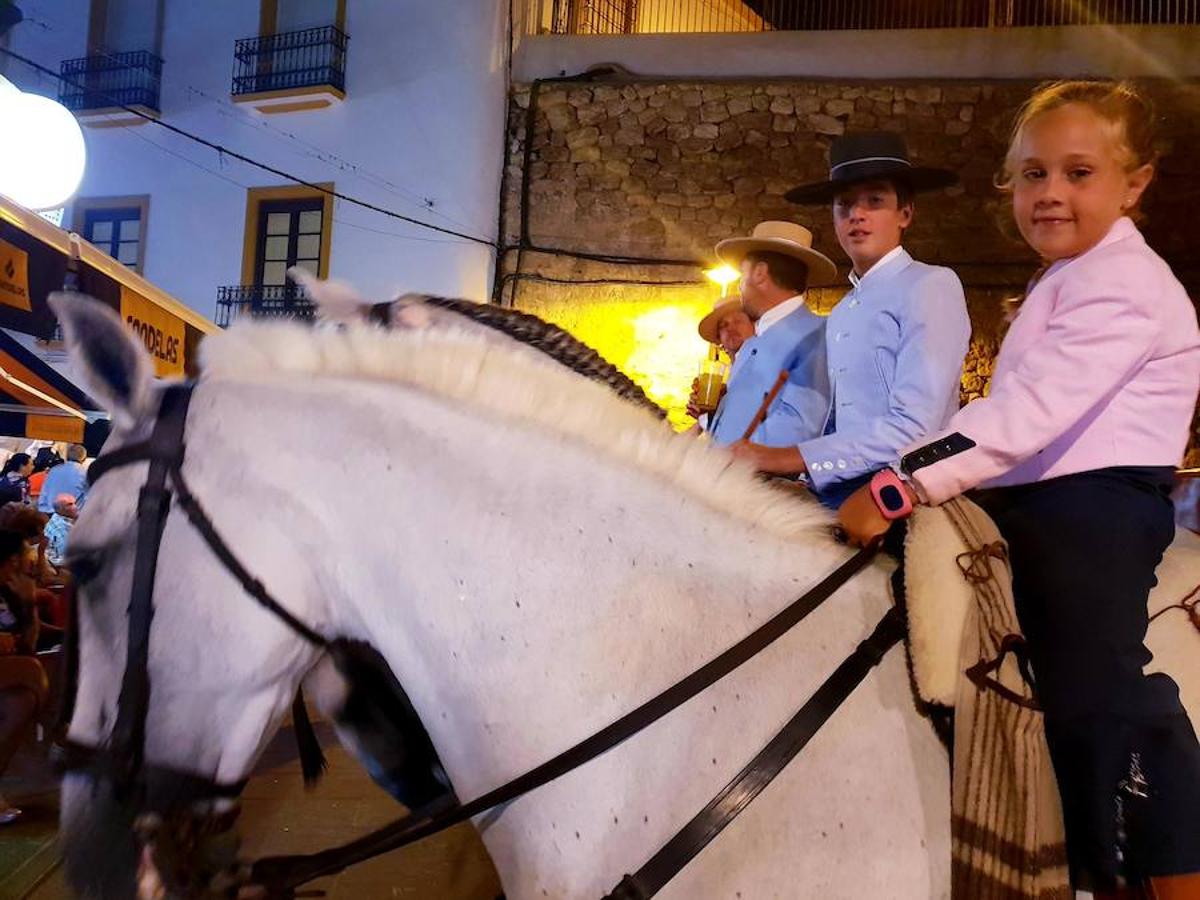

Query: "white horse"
(52, 294), (1199, 899)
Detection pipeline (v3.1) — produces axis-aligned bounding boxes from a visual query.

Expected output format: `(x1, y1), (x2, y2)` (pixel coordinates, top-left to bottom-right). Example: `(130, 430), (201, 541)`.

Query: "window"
(241, 185), (334, 288)
(73, 197), (149, 273)
(87, 0), (164, 54)
(256, 199), (324, 286)
(233, 0), (348, 107)
(277, 0), (342, 32)
(259, 0), (346, 35)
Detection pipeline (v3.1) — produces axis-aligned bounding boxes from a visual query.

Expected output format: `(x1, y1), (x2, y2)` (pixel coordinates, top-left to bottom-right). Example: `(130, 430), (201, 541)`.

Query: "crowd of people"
(689, 80), (1200, 897)
(0, 443), (86, 825)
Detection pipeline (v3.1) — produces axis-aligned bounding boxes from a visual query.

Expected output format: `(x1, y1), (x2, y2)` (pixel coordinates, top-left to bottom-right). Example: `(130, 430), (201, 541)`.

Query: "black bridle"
(58, 384), (262, 814)
(62, 381), (898, 898)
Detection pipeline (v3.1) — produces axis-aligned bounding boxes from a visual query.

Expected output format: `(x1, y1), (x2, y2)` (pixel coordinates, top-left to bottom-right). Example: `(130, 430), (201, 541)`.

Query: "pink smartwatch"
(869, 469), (914, 520)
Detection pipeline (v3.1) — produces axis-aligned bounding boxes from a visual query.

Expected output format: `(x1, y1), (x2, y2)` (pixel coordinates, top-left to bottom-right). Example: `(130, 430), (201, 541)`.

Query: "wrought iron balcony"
(216, 285), (316, 328)
(59, 49), (163, 115)
(232, 25), (348, 98)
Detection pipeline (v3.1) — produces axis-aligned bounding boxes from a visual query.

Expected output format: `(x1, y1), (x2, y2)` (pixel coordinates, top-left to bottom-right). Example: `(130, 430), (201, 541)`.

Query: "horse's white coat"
(61, 311), (1198, 899)
(62, 315), (949, 898)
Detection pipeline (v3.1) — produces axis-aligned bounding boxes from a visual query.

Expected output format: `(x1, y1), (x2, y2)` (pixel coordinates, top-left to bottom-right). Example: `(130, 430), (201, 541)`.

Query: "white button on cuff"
(836, 460), (847, 469)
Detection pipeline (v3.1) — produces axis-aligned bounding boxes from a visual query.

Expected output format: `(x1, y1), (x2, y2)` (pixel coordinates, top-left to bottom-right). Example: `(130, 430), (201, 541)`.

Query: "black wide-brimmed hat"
(785, 131), (958, 205)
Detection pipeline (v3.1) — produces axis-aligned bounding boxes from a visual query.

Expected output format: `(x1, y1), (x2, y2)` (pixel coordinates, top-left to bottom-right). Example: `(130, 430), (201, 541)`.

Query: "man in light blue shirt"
(705, 221), (837, 448)
(37, 444), (88, 513)
(732, 132), (970, 507)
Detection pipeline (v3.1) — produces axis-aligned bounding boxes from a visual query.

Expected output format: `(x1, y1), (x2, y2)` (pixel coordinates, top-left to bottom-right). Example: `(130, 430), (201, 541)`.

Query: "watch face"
(879, 484), (905, 513)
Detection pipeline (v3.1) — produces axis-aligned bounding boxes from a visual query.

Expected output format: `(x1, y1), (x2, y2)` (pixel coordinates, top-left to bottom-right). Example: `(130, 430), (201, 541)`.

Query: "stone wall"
(499, 75), (1200, 447)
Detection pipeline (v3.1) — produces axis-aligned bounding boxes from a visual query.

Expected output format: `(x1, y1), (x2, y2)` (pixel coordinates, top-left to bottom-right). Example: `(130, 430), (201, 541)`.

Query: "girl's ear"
(1124, 163), (1154, 211)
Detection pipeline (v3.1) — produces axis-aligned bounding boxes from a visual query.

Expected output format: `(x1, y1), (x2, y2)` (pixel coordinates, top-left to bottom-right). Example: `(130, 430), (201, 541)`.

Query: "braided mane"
(407, 296), (666, 420)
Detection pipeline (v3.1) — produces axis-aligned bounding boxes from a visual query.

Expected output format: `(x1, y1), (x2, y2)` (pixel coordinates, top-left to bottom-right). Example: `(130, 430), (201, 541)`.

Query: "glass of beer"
(695, 358), (728, 413)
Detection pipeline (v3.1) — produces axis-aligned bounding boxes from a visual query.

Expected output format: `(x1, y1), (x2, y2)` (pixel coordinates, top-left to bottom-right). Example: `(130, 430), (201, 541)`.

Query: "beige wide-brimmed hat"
(697, 296), (745, 344)
(714, 221), (838, 287)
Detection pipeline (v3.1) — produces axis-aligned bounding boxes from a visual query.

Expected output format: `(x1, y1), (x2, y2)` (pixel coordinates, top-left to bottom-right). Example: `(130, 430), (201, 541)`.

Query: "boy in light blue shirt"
(732, 132), (970, 507)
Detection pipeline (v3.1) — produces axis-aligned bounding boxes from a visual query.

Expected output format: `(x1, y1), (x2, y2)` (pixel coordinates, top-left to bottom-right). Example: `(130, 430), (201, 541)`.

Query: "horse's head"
(51, 295), (454, 897)
(50, 295), (329, 897)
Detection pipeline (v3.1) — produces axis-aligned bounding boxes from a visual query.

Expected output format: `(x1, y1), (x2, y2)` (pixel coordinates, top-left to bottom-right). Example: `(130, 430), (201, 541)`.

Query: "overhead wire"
(0, 46), (498, 248)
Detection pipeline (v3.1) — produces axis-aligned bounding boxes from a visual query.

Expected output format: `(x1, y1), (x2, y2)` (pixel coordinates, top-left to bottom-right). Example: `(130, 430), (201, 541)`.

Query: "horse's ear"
(49, 293), (154, 424)
(287, 267), (366, 324)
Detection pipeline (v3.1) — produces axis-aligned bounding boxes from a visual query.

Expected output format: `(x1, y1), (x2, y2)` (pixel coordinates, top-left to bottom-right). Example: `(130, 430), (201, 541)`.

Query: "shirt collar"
(848, 245), (908, 289)
(754, 294), (806, 336)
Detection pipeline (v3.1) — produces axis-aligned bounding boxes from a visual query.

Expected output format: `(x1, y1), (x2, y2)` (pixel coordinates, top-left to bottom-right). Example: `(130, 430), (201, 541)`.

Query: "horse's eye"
(66, 552), (105, 585)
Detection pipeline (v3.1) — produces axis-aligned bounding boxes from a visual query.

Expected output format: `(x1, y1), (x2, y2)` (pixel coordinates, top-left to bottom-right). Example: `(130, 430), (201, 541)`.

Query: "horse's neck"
(209, 376), (878, 800)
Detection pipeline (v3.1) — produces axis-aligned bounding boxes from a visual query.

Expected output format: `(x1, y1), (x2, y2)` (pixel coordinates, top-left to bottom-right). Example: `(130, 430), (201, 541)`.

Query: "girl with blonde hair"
(840, 80), (1200, 897)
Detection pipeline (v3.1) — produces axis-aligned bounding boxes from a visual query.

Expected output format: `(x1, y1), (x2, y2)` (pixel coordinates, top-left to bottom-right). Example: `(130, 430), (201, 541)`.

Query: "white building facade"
(3, 0), (510, 323)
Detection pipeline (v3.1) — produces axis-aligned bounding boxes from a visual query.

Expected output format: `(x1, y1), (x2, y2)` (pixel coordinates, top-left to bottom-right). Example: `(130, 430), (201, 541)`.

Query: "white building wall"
(5, 0), (509, 319)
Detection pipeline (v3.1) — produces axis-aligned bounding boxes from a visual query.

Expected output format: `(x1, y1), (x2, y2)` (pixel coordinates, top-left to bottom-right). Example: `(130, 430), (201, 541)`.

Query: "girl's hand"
(837, 484), (893, 547)
(0, 632), (16, 655)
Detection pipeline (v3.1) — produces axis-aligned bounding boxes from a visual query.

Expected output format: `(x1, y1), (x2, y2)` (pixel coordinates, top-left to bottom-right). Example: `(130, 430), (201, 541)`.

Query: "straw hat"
(697, 296), (745, 345)
(714, 221), (837, 286)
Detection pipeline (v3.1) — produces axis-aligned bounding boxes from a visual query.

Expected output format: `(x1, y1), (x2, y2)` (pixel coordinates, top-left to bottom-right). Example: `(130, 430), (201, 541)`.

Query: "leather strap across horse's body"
(250, 548), (887, 896)
(604, 604), (906, 900)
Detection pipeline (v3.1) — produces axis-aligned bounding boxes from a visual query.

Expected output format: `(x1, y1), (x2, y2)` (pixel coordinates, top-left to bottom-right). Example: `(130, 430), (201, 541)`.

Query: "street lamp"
(0, 75), (87, 211)
(704, 264), (740, 298)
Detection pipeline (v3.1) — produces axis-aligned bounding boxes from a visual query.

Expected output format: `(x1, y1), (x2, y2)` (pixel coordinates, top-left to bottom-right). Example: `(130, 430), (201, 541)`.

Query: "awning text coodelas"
(0, 194), (217, 377)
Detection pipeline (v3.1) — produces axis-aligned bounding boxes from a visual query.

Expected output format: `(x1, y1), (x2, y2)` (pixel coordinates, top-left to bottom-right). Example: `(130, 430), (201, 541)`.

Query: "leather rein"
(61, 381), (895, 898)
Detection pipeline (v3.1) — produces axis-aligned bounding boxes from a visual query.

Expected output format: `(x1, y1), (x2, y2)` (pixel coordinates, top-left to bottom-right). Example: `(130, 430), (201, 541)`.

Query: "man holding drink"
(688, 298), (753, 425)
(697, 221), (836, 447)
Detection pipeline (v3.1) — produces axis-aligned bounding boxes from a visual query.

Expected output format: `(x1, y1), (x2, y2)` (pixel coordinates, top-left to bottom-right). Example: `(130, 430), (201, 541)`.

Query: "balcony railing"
(59, 50), (163, 114)
(526, 0), (1200, 34)
(216, 285), (316, 328)
(231, 25), (348, 97)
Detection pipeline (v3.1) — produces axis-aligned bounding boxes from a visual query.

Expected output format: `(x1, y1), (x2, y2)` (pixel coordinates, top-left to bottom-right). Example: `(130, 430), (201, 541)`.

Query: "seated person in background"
(37, 444), (88, 514)
(733, 132), (970, 508)
(0, 454), (33, 506)
(0, 505), (64, 631)
(704, 221), (836, 447)
(0, 528), (47, 825)
(686, 296), (755, 428)
(44, 494), (77, 568)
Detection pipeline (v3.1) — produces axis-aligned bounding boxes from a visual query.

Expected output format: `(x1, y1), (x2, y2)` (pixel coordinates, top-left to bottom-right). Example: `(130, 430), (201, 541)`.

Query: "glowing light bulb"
(704, 264), (740, 298)
(704, 264), (740, 288)
(0, 76), (87, 211)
